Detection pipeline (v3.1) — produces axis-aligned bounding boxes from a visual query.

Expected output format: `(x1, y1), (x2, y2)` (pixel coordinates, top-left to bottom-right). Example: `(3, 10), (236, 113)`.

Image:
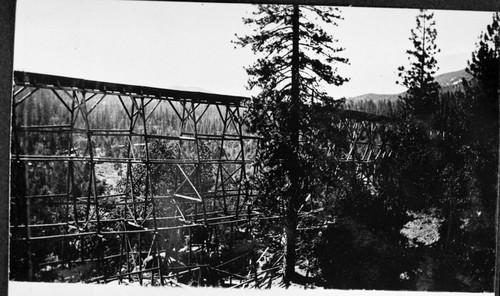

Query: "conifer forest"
(9, 6), (499, 292)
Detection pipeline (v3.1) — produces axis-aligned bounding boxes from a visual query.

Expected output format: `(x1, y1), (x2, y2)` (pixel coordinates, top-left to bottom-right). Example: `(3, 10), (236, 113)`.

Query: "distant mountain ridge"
(434, 69), (473, 87)
(347, 69), (472, 103)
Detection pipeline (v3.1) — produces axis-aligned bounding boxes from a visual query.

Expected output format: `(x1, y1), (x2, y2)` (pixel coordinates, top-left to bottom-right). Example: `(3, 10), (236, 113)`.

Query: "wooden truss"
(9, 71), (392, 287)
(10, 71), (261, 286)
(331, 109), (393, 184)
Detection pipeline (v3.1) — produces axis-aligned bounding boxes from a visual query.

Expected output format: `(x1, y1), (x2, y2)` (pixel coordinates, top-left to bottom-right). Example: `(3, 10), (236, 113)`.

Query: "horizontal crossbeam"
(14, 71), (247, 106)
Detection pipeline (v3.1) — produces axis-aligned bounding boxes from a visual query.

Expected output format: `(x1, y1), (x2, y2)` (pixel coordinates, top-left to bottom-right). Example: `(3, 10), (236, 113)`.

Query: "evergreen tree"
(467, 11), (499, 149)
(382, 11), (499, 291)
(397, 9), (440, 118)
(235, 4), (348, 285)
(455, 12), (500, 290)
(377, 9), (447, 289)
(468, 12), (499, 106)
(388, 9), (443, 213)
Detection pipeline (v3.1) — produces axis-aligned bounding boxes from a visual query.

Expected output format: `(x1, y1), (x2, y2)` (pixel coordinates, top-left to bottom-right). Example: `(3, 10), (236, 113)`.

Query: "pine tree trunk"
(283, 3), (300, 287)
(284, 207), (298, 285)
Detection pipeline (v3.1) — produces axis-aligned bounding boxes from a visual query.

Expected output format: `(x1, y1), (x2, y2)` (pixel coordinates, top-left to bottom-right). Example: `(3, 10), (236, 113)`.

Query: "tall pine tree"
(467, 11), (499, 146)
(468, 12), (499, 105)
(235, 4), (348, 285)
(462, 12), (499, 291)
(397, 9), (440, 118)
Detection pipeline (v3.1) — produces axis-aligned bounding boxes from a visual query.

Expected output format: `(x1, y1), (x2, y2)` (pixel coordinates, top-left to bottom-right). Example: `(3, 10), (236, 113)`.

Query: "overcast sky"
(14, 0), (494, 98)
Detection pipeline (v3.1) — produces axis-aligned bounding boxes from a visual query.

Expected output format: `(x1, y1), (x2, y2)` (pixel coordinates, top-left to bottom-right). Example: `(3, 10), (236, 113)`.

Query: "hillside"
(346, 93), (401, 103)
(346, 69), (472, 103)
(434, 69), (473, 87)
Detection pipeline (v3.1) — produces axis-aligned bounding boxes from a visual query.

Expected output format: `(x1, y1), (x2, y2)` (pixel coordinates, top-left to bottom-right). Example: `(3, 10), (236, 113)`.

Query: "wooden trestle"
(9, 71), (392, 287)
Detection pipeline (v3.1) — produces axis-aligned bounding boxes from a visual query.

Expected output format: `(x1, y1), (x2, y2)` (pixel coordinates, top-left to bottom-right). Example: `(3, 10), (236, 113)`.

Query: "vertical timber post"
(495, 68), (500, 296)
(139, 97), (164, 285)
(496, 160), (500, 296)
(235, 105), (250, 220)
(0, 0), (16, 292)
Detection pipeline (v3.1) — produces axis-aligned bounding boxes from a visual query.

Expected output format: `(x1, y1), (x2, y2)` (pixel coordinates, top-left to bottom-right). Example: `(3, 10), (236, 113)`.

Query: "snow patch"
(8, 281), (494, 296)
